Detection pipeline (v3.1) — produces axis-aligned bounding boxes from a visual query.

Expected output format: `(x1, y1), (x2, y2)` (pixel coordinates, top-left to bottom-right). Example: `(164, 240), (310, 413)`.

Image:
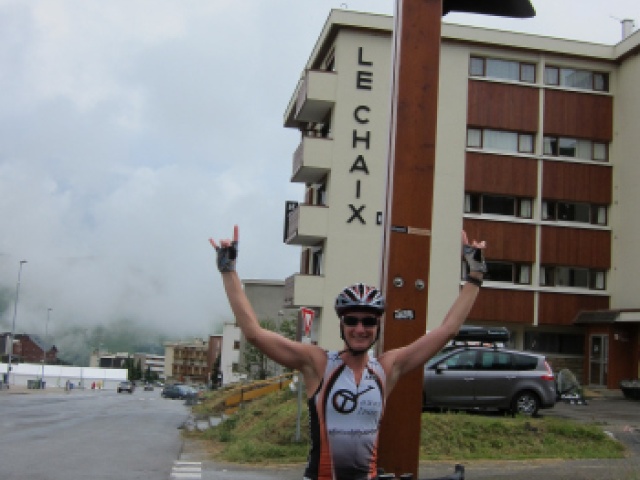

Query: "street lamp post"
(5, 260), (27, 388)
(41, 308), (52, 389)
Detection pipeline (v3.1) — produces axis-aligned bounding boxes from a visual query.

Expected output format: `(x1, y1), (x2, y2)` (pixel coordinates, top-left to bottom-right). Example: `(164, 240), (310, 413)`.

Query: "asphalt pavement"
(179, 389), (640, 480)
(5, 385), (638, 479)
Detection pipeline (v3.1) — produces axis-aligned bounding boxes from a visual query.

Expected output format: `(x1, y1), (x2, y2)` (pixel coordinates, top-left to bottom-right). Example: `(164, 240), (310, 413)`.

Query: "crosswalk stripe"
(171, 461), (201, 479)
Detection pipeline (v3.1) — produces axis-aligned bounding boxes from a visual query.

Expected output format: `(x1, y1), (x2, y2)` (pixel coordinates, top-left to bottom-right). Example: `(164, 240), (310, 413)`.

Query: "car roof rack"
(448, 326), (510, 347)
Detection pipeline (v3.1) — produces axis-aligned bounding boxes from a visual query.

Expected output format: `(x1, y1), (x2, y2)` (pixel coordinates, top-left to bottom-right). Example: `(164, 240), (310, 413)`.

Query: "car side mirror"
(436, 363), (448, 374)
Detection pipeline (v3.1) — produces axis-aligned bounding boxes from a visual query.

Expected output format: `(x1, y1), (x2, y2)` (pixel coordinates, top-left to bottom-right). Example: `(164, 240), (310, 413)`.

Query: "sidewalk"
(180, 391), (640, 480)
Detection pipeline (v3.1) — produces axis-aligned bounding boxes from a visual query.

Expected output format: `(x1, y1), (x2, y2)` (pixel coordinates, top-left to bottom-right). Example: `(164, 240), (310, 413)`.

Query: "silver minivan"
(423, 345), (557, 416)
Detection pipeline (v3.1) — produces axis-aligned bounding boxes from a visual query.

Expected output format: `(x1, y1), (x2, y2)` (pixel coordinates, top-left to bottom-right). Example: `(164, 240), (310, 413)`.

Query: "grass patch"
(192, 389), (310, 464)
(189, 388), (625, 464)
(420, 412), (624, 461)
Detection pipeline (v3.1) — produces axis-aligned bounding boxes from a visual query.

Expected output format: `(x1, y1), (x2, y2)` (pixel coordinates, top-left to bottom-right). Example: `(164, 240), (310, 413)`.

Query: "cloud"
(0, 0), (636, 340)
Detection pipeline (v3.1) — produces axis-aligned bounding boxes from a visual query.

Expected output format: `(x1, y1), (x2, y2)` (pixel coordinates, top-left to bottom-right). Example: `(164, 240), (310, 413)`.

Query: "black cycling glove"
(463, 244), (487, 273)
(216, 241), (238, 273)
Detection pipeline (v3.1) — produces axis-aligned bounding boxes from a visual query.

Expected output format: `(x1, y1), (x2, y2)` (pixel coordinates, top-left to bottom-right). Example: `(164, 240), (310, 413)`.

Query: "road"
(0, 387), (191, 480)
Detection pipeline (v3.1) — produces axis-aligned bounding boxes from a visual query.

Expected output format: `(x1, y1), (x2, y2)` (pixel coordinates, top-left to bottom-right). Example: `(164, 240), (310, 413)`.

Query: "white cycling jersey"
(304, 351), (386, 480)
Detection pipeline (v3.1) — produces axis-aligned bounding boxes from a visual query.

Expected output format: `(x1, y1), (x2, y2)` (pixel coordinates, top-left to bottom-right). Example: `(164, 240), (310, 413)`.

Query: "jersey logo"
(331, 386), (374, 414)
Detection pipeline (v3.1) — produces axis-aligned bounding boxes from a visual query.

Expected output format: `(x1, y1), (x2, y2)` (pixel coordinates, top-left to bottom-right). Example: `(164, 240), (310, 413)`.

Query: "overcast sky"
(0, 0), (637, 339)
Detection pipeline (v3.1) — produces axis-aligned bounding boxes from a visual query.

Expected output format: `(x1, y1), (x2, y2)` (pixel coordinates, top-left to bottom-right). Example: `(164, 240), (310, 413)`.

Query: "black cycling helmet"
(335, 283), (385, 316)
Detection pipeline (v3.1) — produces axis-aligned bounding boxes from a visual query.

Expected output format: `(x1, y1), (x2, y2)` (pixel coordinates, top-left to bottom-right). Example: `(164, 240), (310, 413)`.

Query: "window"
(524, 332), (584, 355)
(311, 247), (323, 275)
(315, 183), (327, 206)
(470, 56), (536, 83)
(479, 351), (513, 370)
(233, 341), (240, 350)
(542, 200), (607, 226)
(513, 353), (540, 370)
(468, 128), (534, 154)
(476, 261), (531, 285)
(465, 193), (533, 219)
(442, 351), (477, 370)
(540, 266), (606, 290)
(544, 66), (609, 92)
(544, 136), (608, 162)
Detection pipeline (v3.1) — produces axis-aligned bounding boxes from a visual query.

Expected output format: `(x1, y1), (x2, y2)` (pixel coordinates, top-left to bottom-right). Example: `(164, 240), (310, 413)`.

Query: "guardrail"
(223, 373), (294, 415)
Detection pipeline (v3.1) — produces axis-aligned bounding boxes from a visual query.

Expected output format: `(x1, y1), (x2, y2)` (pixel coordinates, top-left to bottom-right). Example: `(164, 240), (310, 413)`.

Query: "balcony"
(284, 203), (328, 246)
(291, 135), (333, 183)
(283, 274), (325, 308)
(284, 70), (337, 127)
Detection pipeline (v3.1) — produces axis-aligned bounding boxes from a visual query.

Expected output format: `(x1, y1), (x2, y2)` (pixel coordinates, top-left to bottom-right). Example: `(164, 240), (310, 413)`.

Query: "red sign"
(300, 307), (315, 337)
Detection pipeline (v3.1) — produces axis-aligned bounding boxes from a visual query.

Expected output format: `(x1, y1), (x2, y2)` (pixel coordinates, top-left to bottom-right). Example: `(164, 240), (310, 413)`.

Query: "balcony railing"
(294, 70), (337, 123)
(292, 135), (333, 184)
(283, 202), (328, 246)
(283, 274), (325, 308)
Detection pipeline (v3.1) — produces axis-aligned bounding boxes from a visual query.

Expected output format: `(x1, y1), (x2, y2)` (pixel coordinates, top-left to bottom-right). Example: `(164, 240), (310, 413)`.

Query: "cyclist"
(210, 226), (486, 480)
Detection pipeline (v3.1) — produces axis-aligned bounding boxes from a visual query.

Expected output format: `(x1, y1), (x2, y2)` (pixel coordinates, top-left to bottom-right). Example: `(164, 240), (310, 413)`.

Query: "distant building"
(89, 351), (132, 369)
(240, 279), (298, 378)
(220, 323), (242, 385)
(163, 338), (210, 385)
(133, 353), (165, 380)
(0, 332), (58, 365)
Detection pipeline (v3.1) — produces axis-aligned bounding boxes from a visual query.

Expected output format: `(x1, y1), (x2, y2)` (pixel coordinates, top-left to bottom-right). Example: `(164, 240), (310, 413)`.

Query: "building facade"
(240, 279), (298, 378)
(220, 323), (242, 385)
(282, 10), (640, 388)
(132, 353), (165, 380)
(163, 338), (210, 385)
(0, 333), (58, 365)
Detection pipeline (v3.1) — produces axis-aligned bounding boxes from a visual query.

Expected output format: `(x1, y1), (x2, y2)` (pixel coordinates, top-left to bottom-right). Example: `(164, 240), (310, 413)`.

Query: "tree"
(242, 316), (297, 380)
(135, 359), (143, 380)
(211, 352), (222, 389)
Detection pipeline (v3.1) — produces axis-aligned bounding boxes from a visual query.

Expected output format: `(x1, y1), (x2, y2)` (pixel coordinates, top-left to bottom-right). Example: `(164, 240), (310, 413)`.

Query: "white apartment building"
(282, 9), (640, 388)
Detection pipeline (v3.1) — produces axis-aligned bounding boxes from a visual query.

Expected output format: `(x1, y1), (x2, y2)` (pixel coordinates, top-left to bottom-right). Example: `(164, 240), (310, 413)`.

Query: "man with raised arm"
(209, 226), (486, 480)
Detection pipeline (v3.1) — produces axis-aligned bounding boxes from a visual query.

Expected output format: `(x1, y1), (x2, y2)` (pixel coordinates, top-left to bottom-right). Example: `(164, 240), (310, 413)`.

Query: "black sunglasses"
(342, 315), (379, 328)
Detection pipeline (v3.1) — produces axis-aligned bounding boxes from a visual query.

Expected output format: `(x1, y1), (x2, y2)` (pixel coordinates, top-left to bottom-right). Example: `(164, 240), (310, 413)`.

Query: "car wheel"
(512, 390), (540, 416)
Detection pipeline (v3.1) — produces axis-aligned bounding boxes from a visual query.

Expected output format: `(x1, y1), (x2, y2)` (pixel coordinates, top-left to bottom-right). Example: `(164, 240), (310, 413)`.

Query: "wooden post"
(377, 1), (535, 476)
(378, 0), (442, 477)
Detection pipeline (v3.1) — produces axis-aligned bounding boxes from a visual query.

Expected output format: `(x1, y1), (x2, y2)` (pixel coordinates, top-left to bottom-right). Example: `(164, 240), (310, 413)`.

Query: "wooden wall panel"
(466, 152), (538, 197)
(538, 293), (609, 325)
(544, 90), (613, 141)
(468, 81), (539, 132)
(468, 289), (534, 324)
(540, 226), (611, 269)
(542, 161), (612, 204)
(607, 324), (639, 388)
(464, 219), (536, 263)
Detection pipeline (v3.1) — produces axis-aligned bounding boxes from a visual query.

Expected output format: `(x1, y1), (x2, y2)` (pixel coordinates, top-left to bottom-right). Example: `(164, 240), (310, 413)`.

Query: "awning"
(574, 309), (640, 324)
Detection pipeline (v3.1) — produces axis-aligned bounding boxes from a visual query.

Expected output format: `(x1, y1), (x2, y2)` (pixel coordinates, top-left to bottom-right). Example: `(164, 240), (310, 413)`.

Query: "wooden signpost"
(378, 1), (535, 477)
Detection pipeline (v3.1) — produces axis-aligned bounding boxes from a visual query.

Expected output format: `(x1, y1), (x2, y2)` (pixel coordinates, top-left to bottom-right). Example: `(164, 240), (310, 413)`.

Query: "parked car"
(423, 327), (557, 416)
(143, 383), (154, 391)
(117, 381), (135, 394)
(161, 384), (198, 400)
